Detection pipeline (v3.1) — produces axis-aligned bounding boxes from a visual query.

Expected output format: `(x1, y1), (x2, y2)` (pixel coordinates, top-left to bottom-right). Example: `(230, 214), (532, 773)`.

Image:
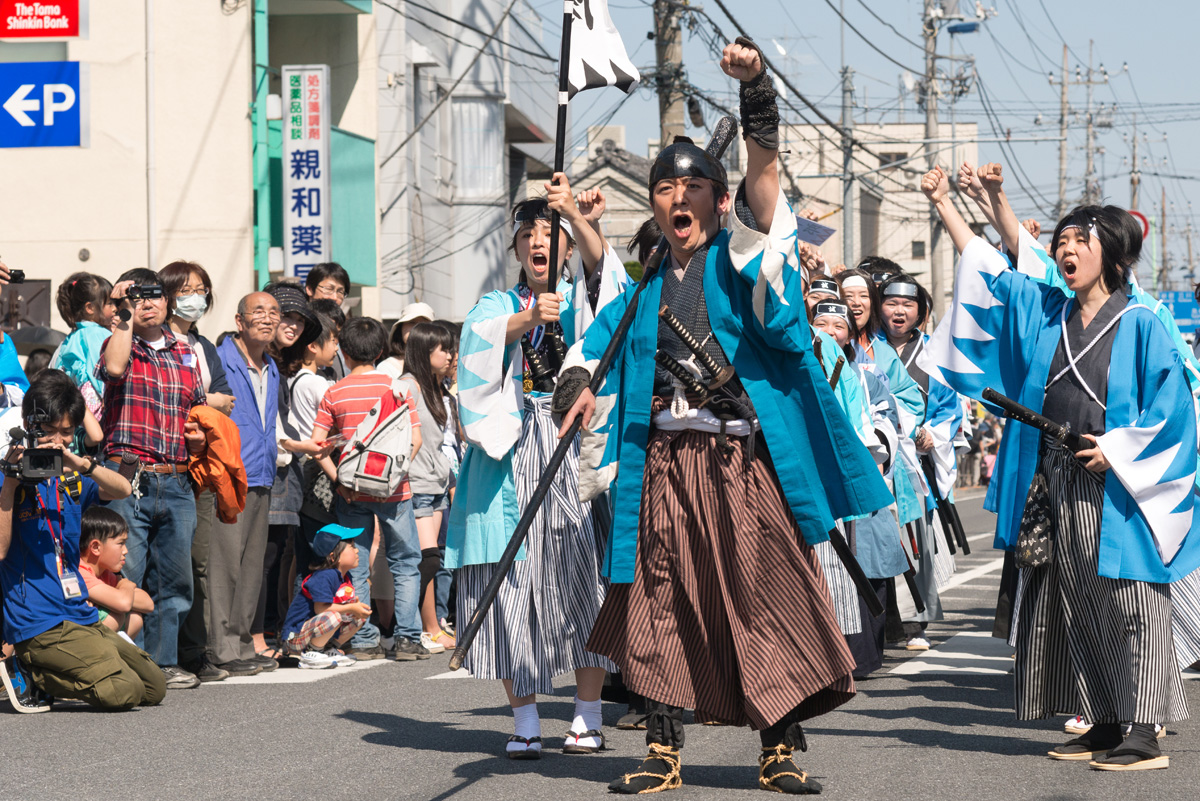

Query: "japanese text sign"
(282, 64), (331, 281)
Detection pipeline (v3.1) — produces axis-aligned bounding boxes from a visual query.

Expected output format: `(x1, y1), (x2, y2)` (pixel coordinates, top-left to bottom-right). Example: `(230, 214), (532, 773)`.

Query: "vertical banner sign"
(282, 64), (331, 282)
(1, 1), (87, 39)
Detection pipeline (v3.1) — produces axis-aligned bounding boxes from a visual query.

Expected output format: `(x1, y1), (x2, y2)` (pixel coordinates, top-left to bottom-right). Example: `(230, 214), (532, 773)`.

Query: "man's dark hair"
(305, 263), (351, 294)
(117, 267), (172, 314)
(339, 317), (387, 364)
(23, 349), (52, 382)
(855, 255), (903, 278)
(1050, 204), (1138, 294)
(80, 506), (130, 549)
(310, 298), (346, 329)
(22, 369), (85, 428)
(627, 218), (664, 267)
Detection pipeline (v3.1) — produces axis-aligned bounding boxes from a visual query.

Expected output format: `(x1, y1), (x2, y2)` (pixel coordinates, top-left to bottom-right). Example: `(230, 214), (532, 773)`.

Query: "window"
(879, 152), (907, 169)
(912, 240), (926, 260)
(452, 98), (504, 200)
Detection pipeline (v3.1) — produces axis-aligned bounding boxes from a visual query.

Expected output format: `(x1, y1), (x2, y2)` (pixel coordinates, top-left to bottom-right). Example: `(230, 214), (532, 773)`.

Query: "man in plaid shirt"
(97, 268), (207, 690)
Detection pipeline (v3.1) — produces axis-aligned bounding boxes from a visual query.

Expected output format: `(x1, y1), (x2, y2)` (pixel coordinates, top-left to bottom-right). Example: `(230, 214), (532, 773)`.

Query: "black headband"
(870, 272), (891, 285)
(809, 278), (840, 296)
(813, 301), (851, 323)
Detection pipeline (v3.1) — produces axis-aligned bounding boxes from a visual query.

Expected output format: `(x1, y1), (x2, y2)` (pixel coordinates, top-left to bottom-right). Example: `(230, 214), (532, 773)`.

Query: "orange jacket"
(188, 406), (248, 523)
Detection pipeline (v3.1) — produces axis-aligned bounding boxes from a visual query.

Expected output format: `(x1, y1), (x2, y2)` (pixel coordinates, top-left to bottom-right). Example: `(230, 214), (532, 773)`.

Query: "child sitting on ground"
(281, 524), (371, 670)
(78, 507), (154, 639)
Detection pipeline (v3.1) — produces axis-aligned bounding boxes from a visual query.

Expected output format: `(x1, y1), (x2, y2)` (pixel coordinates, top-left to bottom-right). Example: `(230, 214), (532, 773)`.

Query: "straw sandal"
(758, 745), (823, 794)
(608, 743), (682, 794)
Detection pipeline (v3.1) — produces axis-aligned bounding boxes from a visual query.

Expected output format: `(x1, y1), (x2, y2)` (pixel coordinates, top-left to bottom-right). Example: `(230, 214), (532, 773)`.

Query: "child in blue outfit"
(281, 524), (371, 669)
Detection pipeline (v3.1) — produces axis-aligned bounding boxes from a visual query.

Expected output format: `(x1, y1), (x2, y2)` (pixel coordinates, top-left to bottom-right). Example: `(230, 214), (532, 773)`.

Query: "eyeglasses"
(177, 288), (210, 298)
(314, 283), (347, 298)
(240, 309), (281, 322)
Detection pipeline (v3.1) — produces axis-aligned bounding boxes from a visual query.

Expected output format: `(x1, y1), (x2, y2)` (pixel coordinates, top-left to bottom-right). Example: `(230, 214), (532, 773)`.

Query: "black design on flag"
(567, 0), (641, 99)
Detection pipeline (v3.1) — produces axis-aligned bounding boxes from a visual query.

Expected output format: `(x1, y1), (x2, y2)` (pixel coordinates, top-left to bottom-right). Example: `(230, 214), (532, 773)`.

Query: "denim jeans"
(335, 496), (422, 644)
(106, 471), (197, 666)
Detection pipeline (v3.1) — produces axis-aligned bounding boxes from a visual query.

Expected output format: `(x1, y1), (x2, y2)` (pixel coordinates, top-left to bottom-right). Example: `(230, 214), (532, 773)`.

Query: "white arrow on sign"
(4, 84), (39, 127)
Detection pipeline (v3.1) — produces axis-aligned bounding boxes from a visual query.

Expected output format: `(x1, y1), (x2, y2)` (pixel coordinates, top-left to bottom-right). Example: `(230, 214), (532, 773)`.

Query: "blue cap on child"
(311, 524), (363, 561)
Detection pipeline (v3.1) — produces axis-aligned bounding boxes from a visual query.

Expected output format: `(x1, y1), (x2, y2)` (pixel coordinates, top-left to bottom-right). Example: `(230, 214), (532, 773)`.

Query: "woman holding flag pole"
(444, 0), (639, 761)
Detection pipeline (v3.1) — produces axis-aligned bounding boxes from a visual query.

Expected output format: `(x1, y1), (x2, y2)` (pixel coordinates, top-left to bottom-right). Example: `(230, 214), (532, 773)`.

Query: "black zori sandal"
(759, 745), (823, 795)
(608, 743), (682, 794)
(563, 728), (606, 754)
(1048, 722), (1123, 761)
(505, 735), (542, 761)
(1090, 724), (1169, 771)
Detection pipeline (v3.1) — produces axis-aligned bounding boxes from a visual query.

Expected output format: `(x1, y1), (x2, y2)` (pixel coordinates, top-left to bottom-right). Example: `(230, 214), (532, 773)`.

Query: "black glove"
(735, 36), (780, 152)
(551, 367), (591, 415)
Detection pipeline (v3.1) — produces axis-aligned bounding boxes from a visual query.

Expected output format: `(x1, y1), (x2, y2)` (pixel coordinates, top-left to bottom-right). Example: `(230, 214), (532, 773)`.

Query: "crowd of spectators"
(0, 260), (462, 711)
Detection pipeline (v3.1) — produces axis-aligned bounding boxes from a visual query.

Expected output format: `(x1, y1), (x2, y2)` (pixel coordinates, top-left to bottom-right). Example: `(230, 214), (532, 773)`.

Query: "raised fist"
(721, 40), (763, 82)
(576, 189), (606, 224)
(1021, 218), (1042, 239)
(921, 166), (950, 203)
(978, 162), (1004, 189)
(958, 162), (984, 201)
(545, 172), (577, 219)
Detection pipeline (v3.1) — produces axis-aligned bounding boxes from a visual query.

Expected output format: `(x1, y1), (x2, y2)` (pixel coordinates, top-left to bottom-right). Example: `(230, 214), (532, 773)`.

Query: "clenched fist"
(721, 40), (763, 82)
(921, 166), (950, 203)
(978, 162), (1004, 189)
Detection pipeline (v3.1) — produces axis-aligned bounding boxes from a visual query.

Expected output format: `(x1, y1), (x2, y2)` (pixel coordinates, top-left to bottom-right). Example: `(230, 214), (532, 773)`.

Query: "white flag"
(567, 0), (640, 99)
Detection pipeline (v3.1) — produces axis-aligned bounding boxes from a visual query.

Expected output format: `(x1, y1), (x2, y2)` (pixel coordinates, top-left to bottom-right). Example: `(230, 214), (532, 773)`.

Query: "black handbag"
(299, 457), (337, 524)
(1015, 472), (1053, 568)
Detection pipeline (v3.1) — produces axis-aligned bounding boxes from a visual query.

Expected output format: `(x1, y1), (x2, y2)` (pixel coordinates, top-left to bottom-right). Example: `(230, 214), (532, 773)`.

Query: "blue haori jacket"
(216, 336), (279, 489)
(562, 185), (894, 584)
(918, 236), (1200, 583)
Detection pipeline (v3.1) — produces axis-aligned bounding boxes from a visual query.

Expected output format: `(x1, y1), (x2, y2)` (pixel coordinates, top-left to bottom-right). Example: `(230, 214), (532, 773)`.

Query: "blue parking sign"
(0, 61), (87, 148)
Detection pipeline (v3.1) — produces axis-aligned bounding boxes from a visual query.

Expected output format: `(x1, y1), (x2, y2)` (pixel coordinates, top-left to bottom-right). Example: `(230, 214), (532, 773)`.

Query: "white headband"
(840, 275), (869, 291)
(513, 216), (574, 241)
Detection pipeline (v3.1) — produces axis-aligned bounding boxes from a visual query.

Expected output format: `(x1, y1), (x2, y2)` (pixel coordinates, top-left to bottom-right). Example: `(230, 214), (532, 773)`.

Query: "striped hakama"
(586, 429), (857, 730)
(457, 394), (615, 698)
(1011, 443), (1189, 724)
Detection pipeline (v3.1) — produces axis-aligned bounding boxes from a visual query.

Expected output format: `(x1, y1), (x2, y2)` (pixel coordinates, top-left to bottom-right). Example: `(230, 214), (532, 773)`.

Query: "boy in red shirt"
(78, 507), (154, 639)
(308, 318), (427, 661)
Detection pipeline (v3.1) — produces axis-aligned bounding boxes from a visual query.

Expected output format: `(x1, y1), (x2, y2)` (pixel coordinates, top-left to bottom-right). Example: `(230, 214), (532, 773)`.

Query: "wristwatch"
(81, 456), (97, 476)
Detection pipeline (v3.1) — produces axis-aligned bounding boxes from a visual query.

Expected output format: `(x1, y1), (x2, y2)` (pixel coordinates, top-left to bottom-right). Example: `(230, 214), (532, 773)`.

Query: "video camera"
(126, 284), (163, 301)
(8, 270), (24, 283)
(6, 412), (63, 483)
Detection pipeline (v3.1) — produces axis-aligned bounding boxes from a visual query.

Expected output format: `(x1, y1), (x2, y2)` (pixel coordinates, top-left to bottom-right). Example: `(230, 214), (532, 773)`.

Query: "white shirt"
(286, 367), (332, 439)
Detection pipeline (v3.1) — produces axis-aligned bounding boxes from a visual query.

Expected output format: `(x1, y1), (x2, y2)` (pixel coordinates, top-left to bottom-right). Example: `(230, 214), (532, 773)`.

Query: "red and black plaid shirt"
(96, 327), (206, 465)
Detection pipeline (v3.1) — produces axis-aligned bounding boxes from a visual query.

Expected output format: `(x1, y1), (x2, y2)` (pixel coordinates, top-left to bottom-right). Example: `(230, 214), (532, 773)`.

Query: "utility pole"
(1187, 222), (1194, 288)
(653, 0), (685, 148)
(1130, 112), (1140, 209)
(923, 0), (944, 317)
(1084, 41), (1097, 205)
(1160, 186), (1168, 292)
(841, 66), (855, 267)
(1055, 45), (1069, 221)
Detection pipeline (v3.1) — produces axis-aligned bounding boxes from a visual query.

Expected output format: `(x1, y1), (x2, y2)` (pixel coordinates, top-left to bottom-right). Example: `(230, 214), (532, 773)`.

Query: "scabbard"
(920, 454), (958, 556)
(902, 567), (927, 615)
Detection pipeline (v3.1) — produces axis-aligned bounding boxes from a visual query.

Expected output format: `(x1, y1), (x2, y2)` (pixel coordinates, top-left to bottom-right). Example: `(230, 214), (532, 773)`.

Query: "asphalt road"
(3, 493), (1198, 800)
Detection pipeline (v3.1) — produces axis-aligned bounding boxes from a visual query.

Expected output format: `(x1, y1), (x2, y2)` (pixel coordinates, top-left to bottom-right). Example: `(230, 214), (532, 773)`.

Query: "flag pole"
(545, 3), (574, 293)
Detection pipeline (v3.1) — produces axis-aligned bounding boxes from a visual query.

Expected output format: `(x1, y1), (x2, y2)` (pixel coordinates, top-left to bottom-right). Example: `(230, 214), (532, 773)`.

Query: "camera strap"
(35, 481), (82, 600)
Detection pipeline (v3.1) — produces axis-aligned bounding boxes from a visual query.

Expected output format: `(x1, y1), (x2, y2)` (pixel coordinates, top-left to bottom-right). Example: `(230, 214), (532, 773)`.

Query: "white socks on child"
(507, 703), (542, 754)
(568, 696), (603, 750)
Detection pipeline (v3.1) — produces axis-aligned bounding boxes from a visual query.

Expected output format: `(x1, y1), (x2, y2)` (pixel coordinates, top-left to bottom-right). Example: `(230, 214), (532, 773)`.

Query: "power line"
(385, 0), (556, 62)
(817, 0), (923, 74)
(854, 0), (925, 50)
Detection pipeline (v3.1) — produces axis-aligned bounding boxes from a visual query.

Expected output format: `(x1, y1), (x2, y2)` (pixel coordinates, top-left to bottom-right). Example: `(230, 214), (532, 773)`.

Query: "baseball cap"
(311, 524), (363, 560)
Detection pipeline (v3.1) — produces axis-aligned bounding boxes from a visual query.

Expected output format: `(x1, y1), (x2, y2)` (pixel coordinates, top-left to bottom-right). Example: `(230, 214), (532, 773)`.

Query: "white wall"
(1, 2), (254, 334)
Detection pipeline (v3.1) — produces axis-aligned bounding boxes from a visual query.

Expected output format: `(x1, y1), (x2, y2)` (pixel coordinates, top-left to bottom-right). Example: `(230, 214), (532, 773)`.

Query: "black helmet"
(648, 135), (728, 193)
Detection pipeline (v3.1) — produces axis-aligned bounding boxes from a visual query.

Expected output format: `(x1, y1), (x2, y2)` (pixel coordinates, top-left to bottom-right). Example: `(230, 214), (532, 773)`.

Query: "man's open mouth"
(672, 212), (694, 240)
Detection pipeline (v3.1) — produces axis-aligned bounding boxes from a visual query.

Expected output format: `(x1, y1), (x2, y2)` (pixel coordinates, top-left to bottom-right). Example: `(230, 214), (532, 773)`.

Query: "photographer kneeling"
(0, 370), (164, 711)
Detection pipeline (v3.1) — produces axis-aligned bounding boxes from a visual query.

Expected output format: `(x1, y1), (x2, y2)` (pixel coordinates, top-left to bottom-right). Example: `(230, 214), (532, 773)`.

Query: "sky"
(527, 0), (1200, 289)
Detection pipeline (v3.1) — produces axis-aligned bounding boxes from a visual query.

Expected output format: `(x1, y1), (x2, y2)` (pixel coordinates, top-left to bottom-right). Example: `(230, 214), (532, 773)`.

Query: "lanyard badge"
(36, 481), (82, 600)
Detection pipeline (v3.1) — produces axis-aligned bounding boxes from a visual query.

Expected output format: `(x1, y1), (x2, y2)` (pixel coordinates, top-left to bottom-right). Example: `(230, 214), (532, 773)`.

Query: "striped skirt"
(457, 395), (615, 698)
(586, 429), (857, 730)
(1011, 443), (1189, 724)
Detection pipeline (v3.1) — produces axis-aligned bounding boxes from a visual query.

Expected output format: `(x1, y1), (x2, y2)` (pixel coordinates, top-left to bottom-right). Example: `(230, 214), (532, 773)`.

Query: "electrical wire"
(854, 0), (925, 50)
(817, 0), (923, 74)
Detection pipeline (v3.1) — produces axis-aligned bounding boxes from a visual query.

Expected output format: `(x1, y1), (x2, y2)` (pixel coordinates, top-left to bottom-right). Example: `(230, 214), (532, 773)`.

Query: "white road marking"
(967, 531), (994, 544)
(937, 557), (1006, 592)
(427, 668), (471, 680)
(203, 659), (390, 685)
(890, 631), (1014, 676)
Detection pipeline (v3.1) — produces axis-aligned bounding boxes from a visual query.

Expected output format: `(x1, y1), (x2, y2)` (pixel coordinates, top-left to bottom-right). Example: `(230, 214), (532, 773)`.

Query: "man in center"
(556, 39), (892, 795)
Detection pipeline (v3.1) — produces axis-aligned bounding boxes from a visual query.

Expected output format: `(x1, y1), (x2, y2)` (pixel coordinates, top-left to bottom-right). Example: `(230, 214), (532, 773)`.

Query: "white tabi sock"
(508, 703), (541, 754)
(569, 696), (604, 749)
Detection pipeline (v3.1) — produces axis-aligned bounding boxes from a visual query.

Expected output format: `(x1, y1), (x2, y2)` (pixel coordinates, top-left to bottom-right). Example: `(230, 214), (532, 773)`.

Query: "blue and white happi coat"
(561, 184), (895, 584)
(918, 236), (1200, 583)
(446, 246), (630, 569)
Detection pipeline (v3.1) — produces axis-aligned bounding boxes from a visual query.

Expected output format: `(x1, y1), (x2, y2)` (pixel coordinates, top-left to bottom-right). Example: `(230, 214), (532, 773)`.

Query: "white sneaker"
(420, 632), (446, 654)
(297, 649), (336, 670)
(905, 636), (931, 651)
(1064, 715), (1092, 735)
(322, 647), (358, 667)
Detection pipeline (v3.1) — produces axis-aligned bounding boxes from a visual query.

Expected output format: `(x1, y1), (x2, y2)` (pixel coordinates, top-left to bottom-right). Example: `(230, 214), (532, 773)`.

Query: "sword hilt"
(655, 351), (709, 401)
(658, 304), (735, 390)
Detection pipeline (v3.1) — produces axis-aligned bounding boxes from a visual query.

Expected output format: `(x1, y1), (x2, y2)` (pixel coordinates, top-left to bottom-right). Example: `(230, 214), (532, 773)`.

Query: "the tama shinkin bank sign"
(1, 1), (88, 39)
